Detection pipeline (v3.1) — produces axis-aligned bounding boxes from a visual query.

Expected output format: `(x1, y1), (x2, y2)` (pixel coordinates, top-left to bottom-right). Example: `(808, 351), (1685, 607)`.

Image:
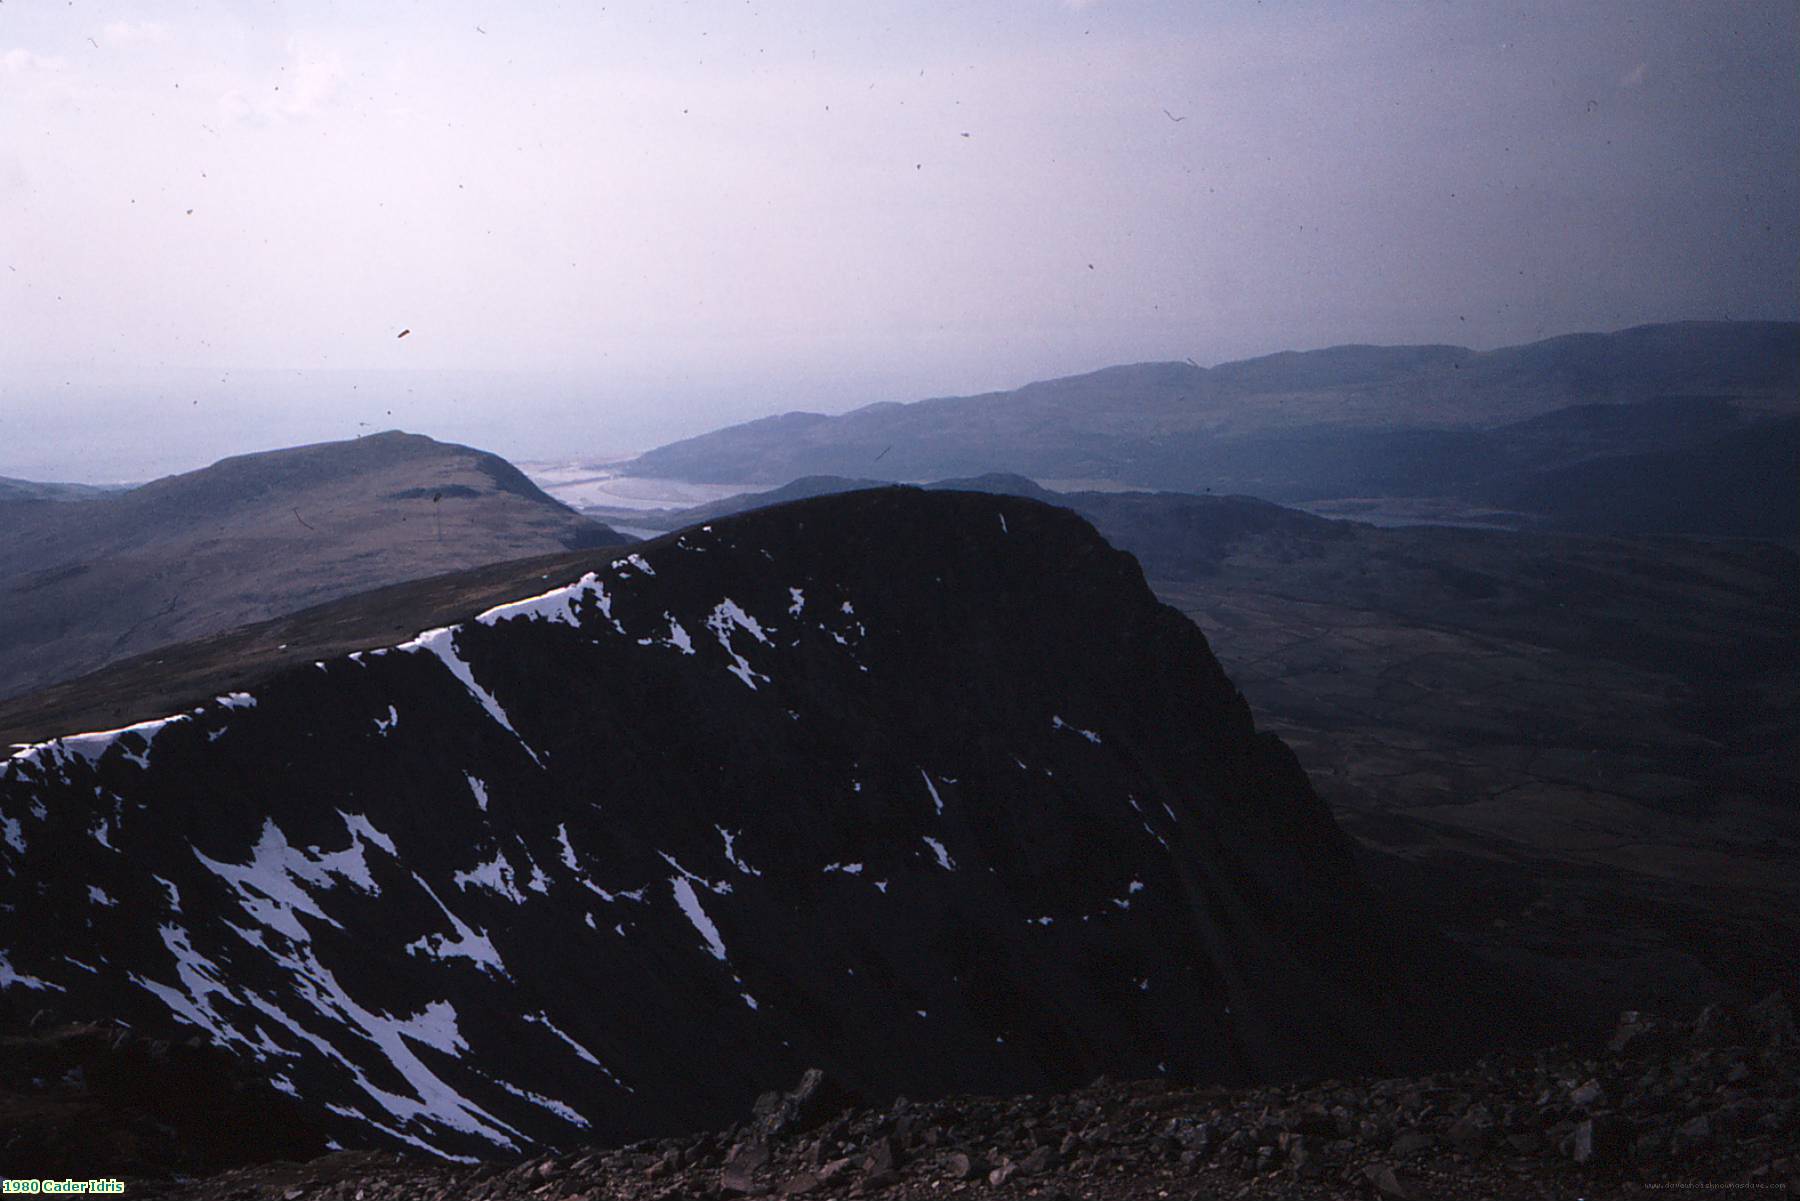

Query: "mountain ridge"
(0, 488), (1517, 1160)
(616, 323), (1798, 535)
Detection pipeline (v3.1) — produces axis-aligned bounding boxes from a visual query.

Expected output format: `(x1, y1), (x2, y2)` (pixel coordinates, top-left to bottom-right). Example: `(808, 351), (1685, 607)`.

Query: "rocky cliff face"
(0, 489), (1432, 1161)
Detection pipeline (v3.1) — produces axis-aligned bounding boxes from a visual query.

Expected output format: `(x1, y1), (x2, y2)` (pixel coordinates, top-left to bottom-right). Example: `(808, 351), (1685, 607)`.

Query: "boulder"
(755, 1070), (855, 1140)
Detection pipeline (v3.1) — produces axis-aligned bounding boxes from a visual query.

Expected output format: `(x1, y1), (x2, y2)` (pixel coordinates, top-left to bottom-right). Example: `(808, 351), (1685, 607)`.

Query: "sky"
(1, 1), (1796, 482)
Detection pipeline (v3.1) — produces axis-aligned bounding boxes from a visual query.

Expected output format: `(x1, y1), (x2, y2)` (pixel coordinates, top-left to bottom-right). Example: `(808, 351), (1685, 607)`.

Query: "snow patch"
(476, 572), (596, 628)
(718, 826), (762, 876)
(0, 950), (60, 992)
(706, 598), (772, 690)
(670, 877), (729, 962)
(195, 817), (383, 943)
(6, 713), (190, 775)
(523, 1011), (600, 1066)
(128, 925), (240, 1043)
(659, 852), (731, 895)
(555, 824), (580, 870)
(1052, 715), (1102, 744)
(408, 875), (508, 978)
(489, 1075), (590, 1128)
(398, 627), (541, 766)
(453, 850), (526, 903)
(339, 812), (396, 857)
(919, 769), (944, 816)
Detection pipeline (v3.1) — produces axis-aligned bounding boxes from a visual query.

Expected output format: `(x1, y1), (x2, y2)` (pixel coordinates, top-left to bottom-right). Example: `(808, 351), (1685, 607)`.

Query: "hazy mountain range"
(620, 322), (1799, 537)
(0, 477), (125, 504)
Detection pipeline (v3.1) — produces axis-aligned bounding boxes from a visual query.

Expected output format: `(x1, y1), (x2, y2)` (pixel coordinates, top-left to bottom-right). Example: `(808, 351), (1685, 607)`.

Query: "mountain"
(0, 432), (627, 702)
(619, 475), (1800, 1016)
(1483, 416), (1800, 539)
(0, 488), (1506, 1162)
(615, 322), (1799, 536)
(0, 476), (124, 503)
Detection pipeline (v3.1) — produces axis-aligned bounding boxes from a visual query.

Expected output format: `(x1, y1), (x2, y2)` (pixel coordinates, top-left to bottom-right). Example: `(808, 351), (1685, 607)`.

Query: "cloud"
(215, 39), (347, 124)
(1062, 0), (1103, 9)
(1620, 61), (1649, 88)
(271, 45), (345, 117)
(2, 48), (69, 74)
(101, 21), (171, 46)
(0, 152), (28, 197)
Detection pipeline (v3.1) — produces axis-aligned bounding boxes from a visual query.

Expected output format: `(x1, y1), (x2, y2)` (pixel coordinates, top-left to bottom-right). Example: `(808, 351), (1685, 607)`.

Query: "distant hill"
(0, 432), (627, 701)
(0, 476), (125, 503)
(617, 322), (1798, 536)
(1484, 416), (1800, 539)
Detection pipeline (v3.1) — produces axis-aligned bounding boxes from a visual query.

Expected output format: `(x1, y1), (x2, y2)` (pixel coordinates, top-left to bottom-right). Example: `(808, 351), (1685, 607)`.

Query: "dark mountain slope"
(1484, 416), (1800, 539)
(615, 476), (1800, 1016)
(0, 489), (1499, 1162)
(0, 432), (626, 701)
(1491, 395), (1748, 463)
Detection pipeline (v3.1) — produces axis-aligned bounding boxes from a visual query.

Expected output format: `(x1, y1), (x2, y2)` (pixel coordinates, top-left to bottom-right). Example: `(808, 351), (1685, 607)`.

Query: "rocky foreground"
(141, 997), (1798, 1201)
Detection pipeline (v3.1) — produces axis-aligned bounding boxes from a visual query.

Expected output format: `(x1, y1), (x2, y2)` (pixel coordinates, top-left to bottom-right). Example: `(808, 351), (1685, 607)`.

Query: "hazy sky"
(2, 1), (1796, 481)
